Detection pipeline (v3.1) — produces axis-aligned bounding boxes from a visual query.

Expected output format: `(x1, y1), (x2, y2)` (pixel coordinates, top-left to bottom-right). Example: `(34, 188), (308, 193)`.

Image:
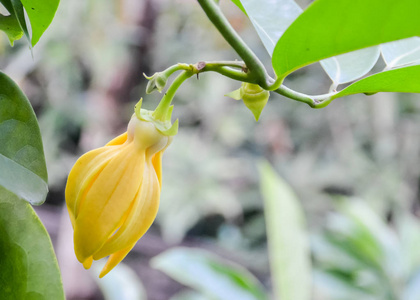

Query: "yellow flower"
(65, 112), (172, 278)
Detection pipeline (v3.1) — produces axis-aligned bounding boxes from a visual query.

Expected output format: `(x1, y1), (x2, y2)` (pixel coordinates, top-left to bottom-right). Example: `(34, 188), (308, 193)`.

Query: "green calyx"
(134, 99), (178, 136)
(226, 82), (270, 121)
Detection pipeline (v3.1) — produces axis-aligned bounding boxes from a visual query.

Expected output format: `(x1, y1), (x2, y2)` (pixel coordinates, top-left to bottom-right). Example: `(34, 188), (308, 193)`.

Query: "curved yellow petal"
(73, 146), (145, 263)
(82, 256), (93, 269)
(151, 151), (162, 188)
(65, 146), (119, 226)
(99, 243), (136, 278)
(92, 162), (159, 259)
(106, 132), (128, 146)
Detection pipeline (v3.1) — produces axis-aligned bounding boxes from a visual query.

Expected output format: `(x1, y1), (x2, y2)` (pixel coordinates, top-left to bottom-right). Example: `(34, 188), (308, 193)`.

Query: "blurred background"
(1, 0), (420, 299)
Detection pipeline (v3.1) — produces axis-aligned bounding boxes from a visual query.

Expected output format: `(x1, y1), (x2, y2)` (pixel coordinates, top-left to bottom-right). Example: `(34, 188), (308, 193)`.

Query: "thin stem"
(153, 71), (193, 121)
(197, 0), (273, 88)
(165, 61), (253, 83)
(150, 61), (337, 109)
(274, 85), (336, 108)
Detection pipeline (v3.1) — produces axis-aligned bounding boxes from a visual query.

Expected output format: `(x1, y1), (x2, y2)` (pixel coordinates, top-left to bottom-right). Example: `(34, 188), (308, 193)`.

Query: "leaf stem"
(151, 60), (337, 108)
(197, 0), (274, 88)
(153, 71), (193, 121)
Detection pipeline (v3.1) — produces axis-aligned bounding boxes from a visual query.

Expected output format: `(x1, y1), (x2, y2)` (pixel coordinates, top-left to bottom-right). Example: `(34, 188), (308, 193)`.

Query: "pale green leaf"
(320, 47), (380, 85)
(381, 37), (420, 69)
(151, 247), (267, 300)
(327, 65), (420, 104)
(20, 0), (60, 46)
(0, 72), (48, 205)
(327, 201), (402, 277)
(272, 0), (420, 80)
(239, 0), (302, 55)
(258, 161), (311, 300)
(0, 187), (64, 300)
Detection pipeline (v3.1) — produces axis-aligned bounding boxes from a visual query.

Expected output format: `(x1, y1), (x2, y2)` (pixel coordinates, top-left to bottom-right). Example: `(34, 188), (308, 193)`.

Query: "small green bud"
(144, 72), (168, 94)
(226, 83), (269, 121)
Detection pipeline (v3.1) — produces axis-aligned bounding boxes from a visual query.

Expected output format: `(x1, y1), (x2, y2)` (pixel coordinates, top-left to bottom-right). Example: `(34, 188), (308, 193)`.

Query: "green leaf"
(151, 247), (268, 300)
(326, 200), (402, 277)
(0, 0), (30, 44)
(381, 37), (420, 69)
(258, 161), (311, 300)
(20, 0), (60, 46)
(0, 187), (65, 300)
(327, 65), (420, 104)
(0, 72), (48, 205)
(0, 13), (23, 45)
(272, 0), (420, 81)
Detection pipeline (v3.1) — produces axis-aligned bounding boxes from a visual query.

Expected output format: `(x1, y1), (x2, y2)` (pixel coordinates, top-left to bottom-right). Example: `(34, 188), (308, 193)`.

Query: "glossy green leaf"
(239, 0), (302, 55)
(328, 65), (420, 103)
(20, 0), (60, 46)
(381, 37), (420, 69)
(0, 187), (65, 300)
(272, 0), (420, 80)
(151, 247), (267, 300)
(320, 47), (380, 86)
(0, 0), (30, 44)
(258, 161), (311, 300)
(0, 72), (48, 205)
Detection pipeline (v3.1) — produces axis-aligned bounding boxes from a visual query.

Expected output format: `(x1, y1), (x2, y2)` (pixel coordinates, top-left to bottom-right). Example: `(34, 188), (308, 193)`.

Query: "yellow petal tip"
(82, 257), (93, 269)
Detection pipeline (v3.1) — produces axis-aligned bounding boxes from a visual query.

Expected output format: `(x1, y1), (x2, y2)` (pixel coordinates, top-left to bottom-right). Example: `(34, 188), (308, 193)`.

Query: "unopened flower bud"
(65, 100), (174, 278)
(144, 72), (168, 94)
(226, 82), (270, 121)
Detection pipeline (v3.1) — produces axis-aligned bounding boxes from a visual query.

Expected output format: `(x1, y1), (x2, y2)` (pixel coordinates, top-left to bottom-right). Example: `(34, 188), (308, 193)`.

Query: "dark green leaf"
(327, 65), (420, 104)
(258, 161), (311, 300)
(272, 0), (420, 80)
(0, 187), (65, 300)
(20, 0), (60, 46)
(151, 247), (267, 300)
(0, 72), (48, 205)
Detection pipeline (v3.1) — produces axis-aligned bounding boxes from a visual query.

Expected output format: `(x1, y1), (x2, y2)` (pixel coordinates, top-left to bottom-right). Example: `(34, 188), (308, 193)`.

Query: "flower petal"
(151, 150), (162, 188)
(106, 132), (128, 146)
(74, 146), (145, 263)
(65, 146), (120, 226)
(99, 243), (136, 278)
(92, 162), (159, 259)
(82, 256), (93, 269)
